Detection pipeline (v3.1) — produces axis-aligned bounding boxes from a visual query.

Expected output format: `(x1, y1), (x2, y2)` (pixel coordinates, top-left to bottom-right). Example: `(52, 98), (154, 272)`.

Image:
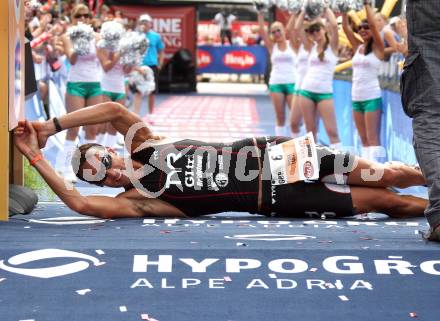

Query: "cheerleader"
(258, 10), (300, 137)
(59, 4), (103, 181)
(342, 1), (385, 161)
(295, 6), (341, 147)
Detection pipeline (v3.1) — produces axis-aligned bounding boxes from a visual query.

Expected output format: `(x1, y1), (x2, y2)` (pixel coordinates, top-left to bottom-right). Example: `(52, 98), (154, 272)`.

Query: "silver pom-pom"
(276, 0), (289, 10)
(97, 21), (125, 52)
(331, 0), (362, 13)
(254, 0), (271, 12)
(129, 66), (155, 96)
(287, 0), (304, 13)
(29, 0), (42, 10)
(67, 23), (94, 56)
(305, 0), (324, 20)
(351, 0), (364, 11)
(119, 32), (149, 66)
(331, 0), (351, 13)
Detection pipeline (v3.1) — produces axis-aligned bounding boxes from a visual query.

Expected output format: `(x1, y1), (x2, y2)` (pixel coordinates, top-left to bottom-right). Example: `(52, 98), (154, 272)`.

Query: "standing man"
(135, 13), (165, 115)
(213, 9), (236, 45)
(401, 0), (440, 241)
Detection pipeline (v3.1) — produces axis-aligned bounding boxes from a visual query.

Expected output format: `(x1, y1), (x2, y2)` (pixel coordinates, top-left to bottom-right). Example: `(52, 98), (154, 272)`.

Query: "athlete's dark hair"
(71, 143), (106, 184)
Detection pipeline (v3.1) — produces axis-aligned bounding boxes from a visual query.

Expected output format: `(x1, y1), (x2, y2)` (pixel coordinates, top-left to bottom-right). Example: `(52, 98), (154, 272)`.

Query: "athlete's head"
(71, 143), (130, 188)
(71, 4), (91, 25)
(269, 21), (286, 42)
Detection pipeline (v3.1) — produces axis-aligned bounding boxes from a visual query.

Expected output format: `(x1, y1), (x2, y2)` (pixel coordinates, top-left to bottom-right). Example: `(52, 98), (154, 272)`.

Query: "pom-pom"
(97, 21), (125, 52)
(331, 0), (361, 13)
(276, 0), (289, 10)
(305, 0), (324, 20)
(254, 0), (271, 12)
(119, 32), (149, 66)
(29, 0), (42, 10)
(129, 66), (155, 96)
(67, 23), (94, 56)
(287, 0), (304, 13)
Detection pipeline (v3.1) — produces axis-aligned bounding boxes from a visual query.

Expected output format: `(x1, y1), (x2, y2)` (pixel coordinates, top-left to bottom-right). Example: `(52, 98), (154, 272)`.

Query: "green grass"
(23, 159), (58, 202)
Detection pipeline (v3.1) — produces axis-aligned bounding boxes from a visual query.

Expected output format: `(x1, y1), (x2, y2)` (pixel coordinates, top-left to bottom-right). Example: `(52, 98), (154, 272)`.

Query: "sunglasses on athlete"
(95, 153), (113, 186)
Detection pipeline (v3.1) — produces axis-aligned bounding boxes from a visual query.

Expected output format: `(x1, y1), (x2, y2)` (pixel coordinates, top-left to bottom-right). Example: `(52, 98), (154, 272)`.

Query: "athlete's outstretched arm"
(32, 102), (158, 152)
(13, 121), (144, 217)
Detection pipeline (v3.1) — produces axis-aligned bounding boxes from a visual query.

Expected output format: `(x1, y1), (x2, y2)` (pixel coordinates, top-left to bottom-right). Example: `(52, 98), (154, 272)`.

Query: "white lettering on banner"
(420, 261), (440, 275)
(268, 259), (308, 274)
(130, 278), (375, 290)
(131, 255), (440, 276)
(209, 279), (225, 289)
(133, 255), (173, 273)
(140, 219), (426, 228)
(226, 259), (261, 273)
(323, 256), (365, 274)
(350, 280), (373, 290)
(246, 279), (269, 289)
(179, 258), (219, 273)
(154, 19), (182, 33)
(183, 279), (201, 288)
(374, 260), (415, 275)
(276, 279), (298, 289)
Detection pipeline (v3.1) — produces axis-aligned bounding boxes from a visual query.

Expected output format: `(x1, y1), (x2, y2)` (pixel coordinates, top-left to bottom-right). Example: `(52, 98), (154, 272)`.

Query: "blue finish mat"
(1, 204), (439, 321)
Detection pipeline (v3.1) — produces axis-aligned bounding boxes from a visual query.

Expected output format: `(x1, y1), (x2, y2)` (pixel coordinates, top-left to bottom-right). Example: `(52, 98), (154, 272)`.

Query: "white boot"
(275, 125), (285, 137)
(330, 142), (343, 151)
(369, 145), (386, 163)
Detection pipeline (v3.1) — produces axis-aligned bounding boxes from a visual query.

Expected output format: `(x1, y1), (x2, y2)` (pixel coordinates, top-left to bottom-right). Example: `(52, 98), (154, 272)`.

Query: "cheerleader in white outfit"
(257, 11), (300, 137)
(59, 4), (104, 181)
(342, 2), (385, 161)
(294, 7), (341, 148)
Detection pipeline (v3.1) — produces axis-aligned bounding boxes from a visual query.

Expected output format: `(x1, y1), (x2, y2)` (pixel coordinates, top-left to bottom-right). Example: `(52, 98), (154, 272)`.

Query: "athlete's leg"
(84, 94), (103, 141)
(351, 186), (427, 218)
(317, 98), (340, 144)
(270, 92), (287, 126)
(353, 110), (369, 146)
(347, 157), (426, 188)
(299, 95), (318, 139)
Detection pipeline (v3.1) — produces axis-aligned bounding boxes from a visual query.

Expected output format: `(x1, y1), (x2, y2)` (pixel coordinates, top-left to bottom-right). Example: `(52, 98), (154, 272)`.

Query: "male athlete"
(14, 102), (427, 220)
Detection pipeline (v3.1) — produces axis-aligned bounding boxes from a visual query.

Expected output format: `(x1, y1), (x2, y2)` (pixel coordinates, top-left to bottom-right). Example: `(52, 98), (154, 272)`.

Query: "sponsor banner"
(197, 45), (268, 74)
(110, 5), (196, 62)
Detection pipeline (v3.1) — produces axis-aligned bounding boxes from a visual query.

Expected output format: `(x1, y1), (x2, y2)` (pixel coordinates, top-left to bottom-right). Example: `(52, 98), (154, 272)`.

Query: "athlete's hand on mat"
(14, 120), (41, 159)
(31, 120), (54, 149)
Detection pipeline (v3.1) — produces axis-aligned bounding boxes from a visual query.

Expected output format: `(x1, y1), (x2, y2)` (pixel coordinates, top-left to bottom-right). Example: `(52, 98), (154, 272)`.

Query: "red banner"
(110, 5), (196, 62)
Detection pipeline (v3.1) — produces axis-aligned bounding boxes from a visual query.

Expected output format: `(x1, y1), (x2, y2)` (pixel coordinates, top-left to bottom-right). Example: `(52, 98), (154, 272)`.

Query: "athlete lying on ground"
(14, 102), (429, 224)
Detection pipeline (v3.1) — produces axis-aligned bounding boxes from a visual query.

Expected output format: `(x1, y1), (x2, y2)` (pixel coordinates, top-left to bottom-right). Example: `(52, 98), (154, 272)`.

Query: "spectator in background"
(213, 9), (236, 45)
(134, 14), (164, 115)
(375, 13), (405, 59)
(231, 31), (245, 46)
